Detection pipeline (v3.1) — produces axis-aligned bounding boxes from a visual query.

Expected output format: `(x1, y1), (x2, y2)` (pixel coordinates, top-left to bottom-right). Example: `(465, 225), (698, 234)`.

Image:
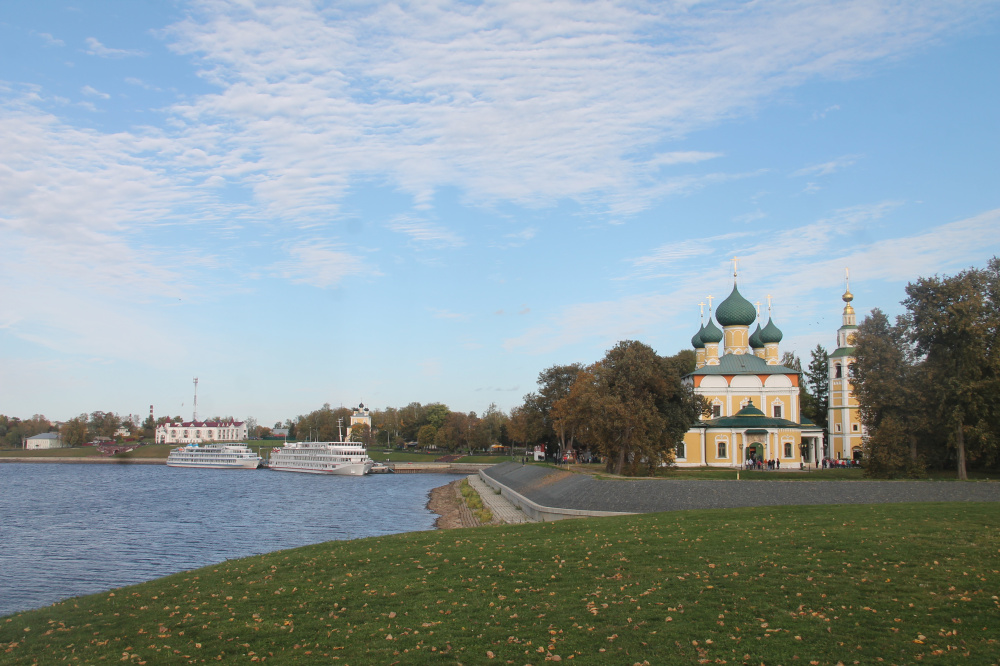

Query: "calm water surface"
(0, 463), (452, 616)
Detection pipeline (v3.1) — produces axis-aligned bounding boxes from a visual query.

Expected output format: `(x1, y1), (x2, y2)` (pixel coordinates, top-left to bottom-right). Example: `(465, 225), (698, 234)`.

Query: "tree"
(417, 424), (437, 450)
(853, 308), (925, 478)
(89, 411), (120, 439)
(61, 414), (89, 447)
(803, 345), (830, 429)
(902, 259), (1000, 479)
(534, 363), (583, 457)
(584, 341), (703, 476)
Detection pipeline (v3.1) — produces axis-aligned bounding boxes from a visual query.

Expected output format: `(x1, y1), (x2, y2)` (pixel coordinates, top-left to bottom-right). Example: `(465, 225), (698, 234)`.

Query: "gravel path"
(483, 462), (1000, 514)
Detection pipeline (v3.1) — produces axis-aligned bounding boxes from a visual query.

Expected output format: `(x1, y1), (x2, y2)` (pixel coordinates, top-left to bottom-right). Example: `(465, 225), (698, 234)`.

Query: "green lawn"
(0, 446), (103, 458)
(2, 502), (997, 664)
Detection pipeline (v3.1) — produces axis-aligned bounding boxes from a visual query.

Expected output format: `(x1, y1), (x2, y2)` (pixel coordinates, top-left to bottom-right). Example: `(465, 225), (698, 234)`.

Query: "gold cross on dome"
(707, 294), (714, 311)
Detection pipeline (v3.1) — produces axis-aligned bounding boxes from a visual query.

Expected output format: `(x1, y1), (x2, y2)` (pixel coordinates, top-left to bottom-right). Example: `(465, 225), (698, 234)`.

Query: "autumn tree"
(584, 341), (703, 476)
(61, 414), (89, 447)
(417, 424), (437, 449)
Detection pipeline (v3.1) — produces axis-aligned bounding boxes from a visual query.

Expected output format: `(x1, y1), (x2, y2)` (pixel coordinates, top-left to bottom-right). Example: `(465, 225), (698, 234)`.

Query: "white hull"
(267, 439), (374, 476)
(167, 460), (261, 469)
(269, 462), (372, 475)
(166, 443), (262, 469)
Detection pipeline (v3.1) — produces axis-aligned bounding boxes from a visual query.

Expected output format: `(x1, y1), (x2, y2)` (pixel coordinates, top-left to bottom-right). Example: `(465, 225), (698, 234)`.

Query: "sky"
(1, 0), (999, 427)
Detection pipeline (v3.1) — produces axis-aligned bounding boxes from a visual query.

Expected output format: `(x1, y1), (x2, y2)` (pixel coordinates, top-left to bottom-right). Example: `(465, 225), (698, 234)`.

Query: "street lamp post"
(739, 442), (744, 471)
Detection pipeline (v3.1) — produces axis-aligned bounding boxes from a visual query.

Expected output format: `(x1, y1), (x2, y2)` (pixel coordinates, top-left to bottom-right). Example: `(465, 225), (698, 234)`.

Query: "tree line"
(852, 257), (1000, 479)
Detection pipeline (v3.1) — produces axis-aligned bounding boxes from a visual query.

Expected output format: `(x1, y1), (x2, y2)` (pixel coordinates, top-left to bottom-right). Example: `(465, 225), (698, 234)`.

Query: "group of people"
(745, 456), (780, 470)
(821, 457), (858, 468)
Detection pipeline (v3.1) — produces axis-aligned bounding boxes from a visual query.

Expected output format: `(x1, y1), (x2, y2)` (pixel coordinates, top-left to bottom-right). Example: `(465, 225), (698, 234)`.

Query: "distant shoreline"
(0, 456), (164, 465)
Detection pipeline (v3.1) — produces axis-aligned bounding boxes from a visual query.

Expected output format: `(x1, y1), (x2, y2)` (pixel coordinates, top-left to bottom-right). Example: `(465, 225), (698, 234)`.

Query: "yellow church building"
(677, 278), (827, 467)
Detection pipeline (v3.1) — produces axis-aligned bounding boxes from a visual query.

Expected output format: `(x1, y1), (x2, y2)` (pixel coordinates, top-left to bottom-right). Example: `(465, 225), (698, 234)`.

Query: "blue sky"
(2, 0), (999, 427)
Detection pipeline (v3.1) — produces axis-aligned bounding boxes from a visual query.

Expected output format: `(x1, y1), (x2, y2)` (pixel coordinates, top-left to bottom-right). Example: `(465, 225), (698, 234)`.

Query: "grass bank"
(3, 502), (998, 664)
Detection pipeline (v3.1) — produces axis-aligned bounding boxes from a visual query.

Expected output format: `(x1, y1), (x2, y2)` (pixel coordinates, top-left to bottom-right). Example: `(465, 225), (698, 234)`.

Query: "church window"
(773, 404), (782, 419)
(835, 423), (842, 432)
(712, 404), (721, 418)
(834, 364), (842, 378)
(676, 441), (685, 458)
(848, 363), (856, 378)
(784, 442), (792, 458)
(717, 441), (727, 458)
(852, 423), (859, 432)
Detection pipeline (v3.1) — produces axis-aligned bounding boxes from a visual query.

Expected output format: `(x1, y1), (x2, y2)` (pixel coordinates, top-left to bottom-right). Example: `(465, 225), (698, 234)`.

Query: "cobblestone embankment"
(481, 462), (1000, 519)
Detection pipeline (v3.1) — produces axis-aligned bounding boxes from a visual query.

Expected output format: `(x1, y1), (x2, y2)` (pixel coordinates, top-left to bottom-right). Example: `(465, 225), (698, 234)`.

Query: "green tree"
(88, 411), (120, 439)
(804, 345), (830, 429)
(902, 259), (1000, 479)
(853, 308), (926, 478)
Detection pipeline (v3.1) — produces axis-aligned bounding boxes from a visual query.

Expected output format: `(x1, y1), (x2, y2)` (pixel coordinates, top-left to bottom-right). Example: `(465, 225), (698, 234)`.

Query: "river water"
(0, 463), (452, 617)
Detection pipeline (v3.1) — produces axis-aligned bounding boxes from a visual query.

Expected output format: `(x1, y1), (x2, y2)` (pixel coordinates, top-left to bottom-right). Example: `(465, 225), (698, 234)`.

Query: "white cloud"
(160, 0), (990, 218)
(81, 85), (110, 99)
(791, 155), (863, 178)
(84, 37), (145, 58)
(35, 32), (65, 47)
(271, 240), (376, 288)
(505, 205), (1000, 354)
(387, 217), (465, 249)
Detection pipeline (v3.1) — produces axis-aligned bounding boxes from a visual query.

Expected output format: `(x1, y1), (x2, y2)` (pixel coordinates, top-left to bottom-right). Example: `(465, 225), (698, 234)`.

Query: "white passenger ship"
(268, 421), (374, 476)
(166, 443), (262, 469)
(268, 440), (374, 475)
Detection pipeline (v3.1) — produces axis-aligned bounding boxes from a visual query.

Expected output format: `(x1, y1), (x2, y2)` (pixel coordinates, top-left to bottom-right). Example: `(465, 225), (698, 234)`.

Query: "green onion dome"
(715, 283), (757, 327)
(700, 318), (723, 344)
(749, 324), (764, 349)
(691, 324), (705, 349)
(734, 399), (765, 417)
(759, 317), (783, 344)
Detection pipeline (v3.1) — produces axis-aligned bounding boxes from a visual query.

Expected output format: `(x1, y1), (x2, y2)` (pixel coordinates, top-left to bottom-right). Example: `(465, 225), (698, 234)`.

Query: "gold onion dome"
(842, 287), (855, 314)
(715, 283), (757, 327)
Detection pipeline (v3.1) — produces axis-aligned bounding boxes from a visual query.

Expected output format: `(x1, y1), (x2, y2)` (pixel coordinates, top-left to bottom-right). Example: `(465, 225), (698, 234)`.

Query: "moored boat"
(166, 443), (262, 469)
(267, 440), (374, 475)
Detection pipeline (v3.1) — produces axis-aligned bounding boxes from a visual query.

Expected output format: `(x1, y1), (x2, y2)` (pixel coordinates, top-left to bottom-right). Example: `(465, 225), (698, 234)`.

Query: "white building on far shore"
(155, 420), (248, 445)
(26, 433), (63, 449)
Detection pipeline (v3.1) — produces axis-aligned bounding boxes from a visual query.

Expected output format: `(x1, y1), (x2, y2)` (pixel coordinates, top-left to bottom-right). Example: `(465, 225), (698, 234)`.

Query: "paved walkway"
(483, 462), (1000, 514)
(467, 473), (535, 524)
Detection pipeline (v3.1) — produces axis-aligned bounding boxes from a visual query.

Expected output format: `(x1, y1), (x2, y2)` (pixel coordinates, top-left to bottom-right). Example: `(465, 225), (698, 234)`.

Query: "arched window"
(676, 441), (686, 459)
(848, 363), (856, 378)
(834, 363), (842, 378)
(717, 441), (727, 458)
